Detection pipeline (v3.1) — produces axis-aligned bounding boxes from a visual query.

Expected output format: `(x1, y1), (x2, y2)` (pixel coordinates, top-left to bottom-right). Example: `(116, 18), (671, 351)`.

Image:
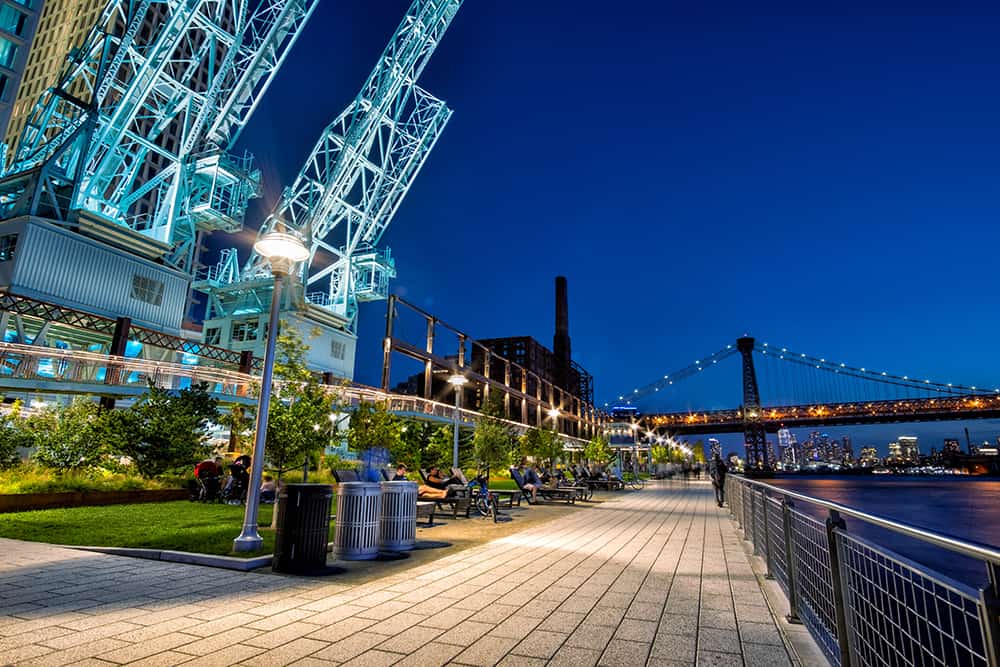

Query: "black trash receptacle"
(272, 483), (333, 574)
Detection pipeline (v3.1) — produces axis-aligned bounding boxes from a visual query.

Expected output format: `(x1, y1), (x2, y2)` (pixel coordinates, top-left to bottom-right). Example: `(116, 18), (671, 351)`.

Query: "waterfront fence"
(725, 475), (1000, 667)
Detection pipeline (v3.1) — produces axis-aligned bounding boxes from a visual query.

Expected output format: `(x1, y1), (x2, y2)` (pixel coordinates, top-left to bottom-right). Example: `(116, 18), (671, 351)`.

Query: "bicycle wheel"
(475, 494), (491, 518)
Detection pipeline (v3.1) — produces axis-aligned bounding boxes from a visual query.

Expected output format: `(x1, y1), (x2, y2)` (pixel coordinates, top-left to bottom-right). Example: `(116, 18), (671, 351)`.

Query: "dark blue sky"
(230, 1), (1000, 446)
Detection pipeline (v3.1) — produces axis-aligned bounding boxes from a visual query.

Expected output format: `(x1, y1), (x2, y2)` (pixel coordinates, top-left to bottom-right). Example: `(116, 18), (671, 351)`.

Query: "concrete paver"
(0, 482), (805, 666)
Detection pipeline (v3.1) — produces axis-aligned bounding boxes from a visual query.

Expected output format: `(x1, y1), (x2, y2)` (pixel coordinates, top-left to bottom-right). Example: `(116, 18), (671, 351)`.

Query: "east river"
(762, 476), (1000, 588)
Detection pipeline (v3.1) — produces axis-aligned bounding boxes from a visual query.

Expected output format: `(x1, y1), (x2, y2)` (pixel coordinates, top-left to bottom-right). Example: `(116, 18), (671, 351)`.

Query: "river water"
(762, 476), (1000, 589)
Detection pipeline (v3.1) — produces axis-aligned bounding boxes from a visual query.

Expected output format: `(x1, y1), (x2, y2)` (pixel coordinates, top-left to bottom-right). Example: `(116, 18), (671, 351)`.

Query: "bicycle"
(467, 465), (498, 522)
(622, 463), (646, 490)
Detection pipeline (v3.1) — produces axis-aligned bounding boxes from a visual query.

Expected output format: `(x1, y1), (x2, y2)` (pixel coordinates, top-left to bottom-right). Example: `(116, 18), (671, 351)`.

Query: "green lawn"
(0, 501), (316, 557)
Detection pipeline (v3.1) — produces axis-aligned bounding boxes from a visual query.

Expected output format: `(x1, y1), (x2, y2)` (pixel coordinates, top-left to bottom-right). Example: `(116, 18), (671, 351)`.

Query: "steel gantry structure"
(0, 0), (317, 273)
(197, 0), (461, 378)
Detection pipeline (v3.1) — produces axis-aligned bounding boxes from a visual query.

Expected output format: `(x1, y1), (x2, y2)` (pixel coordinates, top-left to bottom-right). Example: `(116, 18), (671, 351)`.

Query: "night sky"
(225, 1), (1000, 452)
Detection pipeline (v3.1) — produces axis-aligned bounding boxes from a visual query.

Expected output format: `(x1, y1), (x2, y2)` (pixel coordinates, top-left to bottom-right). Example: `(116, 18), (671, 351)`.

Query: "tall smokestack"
(554, 276), (571, 390)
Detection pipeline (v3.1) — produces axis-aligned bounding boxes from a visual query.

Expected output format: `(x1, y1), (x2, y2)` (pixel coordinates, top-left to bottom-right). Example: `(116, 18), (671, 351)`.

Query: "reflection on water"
(766, 476), (1000, 588)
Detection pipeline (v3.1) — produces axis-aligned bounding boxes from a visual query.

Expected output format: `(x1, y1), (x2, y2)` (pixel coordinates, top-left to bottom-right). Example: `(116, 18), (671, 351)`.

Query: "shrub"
(30, 398), (104, 471)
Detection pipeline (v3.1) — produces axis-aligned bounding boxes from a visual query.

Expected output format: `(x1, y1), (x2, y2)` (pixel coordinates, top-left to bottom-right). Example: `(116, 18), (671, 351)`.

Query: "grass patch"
(0, 501), (324, 557)
(0, 465), (185, 494)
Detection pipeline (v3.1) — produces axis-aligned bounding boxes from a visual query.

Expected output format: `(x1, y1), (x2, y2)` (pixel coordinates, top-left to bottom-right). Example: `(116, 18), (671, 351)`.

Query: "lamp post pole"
(448, 374), (468, 470)
(233, 271), (285, 552)
(233, 232), (308, 553)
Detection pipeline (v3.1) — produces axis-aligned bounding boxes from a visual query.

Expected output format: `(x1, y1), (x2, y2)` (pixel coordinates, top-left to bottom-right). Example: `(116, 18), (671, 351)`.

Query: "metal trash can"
(333, 482), (382, 561)
(273, 484), (333, 574)
(379, 481), (418, 551)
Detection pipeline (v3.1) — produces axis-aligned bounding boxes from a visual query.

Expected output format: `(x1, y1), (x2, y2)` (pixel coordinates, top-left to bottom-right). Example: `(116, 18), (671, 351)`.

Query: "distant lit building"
(943, 438), (962, 455)
(859, 447), (880, 467)
(887, 441), (902, 460)
(898, 436), (919, 462)
(777, 428), (798, 466)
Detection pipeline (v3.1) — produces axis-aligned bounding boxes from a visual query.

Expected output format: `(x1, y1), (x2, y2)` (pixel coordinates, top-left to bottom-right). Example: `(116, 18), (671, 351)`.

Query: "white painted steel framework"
(201, 0), (461, 331)
(0, 0), (317, 272)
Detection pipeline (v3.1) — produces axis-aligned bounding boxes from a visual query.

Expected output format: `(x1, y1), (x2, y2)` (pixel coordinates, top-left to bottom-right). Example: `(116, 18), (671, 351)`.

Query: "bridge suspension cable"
(755, 341), (997, 403)
(604, 343), (738, 407)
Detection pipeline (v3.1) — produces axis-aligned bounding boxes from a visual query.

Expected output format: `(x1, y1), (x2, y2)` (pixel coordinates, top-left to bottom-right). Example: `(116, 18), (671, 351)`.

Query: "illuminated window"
(0, 234), (16, 261)
(130, 274), (164, 306)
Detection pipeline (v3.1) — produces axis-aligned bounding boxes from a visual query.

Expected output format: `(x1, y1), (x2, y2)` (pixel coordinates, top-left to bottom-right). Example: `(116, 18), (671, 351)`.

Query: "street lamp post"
(448, 374), (468, 469)
(233, 232), (309, 552)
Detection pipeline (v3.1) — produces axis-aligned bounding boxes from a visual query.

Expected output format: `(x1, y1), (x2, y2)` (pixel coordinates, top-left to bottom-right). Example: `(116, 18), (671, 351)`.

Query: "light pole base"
(232, 533), (264, 552)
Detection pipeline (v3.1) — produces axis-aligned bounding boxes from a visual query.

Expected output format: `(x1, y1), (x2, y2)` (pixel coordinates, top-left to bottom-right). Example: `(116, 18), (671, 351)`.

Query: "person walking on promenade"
(709, 453), (728, 507)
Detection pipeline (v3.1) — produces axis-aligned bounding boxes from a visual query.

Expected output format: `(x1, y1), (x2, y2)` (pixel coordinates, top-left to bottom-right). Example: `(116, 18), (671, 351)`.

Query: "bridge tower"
(737, 336), (771, 474)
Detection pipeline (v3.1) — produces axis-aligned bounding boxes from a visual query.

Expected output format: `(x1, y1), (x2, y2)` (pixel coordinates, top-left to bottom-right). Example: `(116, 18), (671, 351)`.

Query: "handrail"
(737, 475), (1000, 566)
(0, 342), (592, 446)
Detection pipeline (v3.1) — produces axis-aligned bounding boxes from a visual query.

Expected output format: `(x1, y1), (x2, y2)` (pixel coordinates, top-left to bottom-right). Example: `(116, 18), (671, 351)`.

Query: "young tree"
(584, 434), (614, 465)
(347, 401), (402, 458)
(263, 325), (335, 476)
(520, 427), (562, 467)
(650, 445), (670, 465)
(107, 383), (219, 477)
(472, 394), (516, 472)
(31, 398), (104, 471)
(425, 424), (455, 469)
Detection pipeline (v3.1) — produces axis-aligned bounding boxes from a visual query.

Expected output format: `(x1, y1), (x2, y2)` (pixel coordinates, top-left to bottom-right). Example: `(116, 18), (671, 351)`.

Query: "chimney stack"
(553, 276), (571, 390)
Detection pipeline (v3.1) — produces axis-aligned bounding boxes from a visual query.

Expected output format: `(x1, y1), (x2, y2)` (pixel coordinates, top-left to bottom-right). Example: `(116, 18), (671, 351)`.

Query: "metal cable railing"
(0, 342), (592, 447)
(725, 475), (1000, 667)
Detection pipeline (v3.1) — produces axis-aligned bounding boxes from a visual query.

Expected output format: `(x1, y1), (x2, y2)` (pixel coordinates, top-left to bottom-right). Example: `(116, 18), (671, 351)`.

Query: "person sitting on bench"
(418, 466), (461, 499)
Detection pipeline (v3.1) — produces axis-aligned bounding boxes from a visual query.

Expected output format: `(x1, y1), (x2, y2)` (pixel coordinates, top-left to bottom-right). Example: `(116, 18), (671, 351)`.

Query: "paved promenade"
(0, 483), (799, 667)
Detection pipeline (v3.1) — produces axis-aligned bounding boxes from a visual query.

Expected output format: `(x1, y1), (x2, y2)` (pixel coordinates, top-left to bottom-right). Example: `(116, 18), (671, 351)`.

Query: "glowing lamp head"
(547, 408), (560, 418)
(448, 374), (468, 387)
(253, 232), (309, 275)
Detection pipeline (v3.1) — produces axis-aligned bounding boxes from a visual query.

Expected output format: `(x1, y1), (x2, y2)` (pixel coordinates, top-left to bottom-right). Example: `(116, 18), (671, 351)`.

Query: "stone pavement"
(0, 482), (803, 667)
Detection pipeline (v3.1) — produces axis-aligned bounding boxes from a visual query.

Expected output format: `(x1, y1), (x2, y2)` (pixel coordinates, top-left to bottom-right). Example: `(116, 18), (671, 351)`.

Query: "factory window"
(0, 5), (27, 37)
(130, 274), (164, 306)
(231, 319), (258, 342)
(0, 234), (15, 261)
(330, 339), (345, 360)
(0, 37), (17, 68)
(204, 327), (221, 345)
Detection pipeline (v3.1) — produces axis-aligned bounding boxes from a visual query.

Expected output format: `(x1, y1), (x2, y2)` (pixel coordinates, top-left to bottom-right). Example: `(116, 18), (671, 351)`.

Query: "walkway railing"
(725, 475), (1000, 667)
(0, 342), (591, 447)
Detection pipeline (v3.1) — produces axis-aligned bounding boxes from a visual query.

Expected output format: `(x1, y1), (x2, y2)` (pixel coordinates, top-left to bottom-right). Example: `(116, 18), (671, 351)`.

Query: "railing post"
(825, 509), (853, 667)
(977, 562), (1000, 665)
(749, 485), (757, 548)
(782, 498), (802, 624)
(762, 490), (774, 580)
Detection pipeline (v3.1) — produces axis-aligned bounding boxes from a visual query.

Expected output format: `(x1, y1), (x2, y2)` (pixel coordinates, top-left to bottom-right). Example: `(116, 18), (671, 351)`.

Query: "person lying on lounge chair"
(418, 466), (461, 499)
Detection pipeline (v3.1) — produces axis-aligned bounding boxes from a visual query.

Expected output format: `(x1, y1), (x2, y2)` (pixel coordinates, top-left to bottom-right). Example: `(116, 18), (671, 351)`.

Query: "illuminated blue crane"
(198, 0), (461, 376)
(0, 0), (317, 273)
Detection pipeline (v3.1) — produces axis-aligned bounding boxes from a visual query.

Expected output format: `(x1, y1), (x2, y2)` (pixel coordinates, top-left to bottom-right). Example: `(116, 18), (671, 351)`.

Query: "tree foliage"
(0, 401), (32, 469)
(584, 434), (614, 464)
(30, 398), (105, 471)
(105, 383), (219, 477)
(472, 394), (517, 471)
(520, 427), (563, 466)
(347, 401), (402, 459)
(259, 325), (337, 476)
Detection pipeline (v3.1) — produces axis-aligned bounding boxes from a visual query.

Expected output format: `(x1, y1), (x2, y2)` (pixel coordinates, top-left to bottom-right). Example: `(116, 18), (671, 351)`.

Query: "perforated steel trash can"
(333, 482), (382, 561)
(380, 481), (418, 551)
(272, 484), (334, 574)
